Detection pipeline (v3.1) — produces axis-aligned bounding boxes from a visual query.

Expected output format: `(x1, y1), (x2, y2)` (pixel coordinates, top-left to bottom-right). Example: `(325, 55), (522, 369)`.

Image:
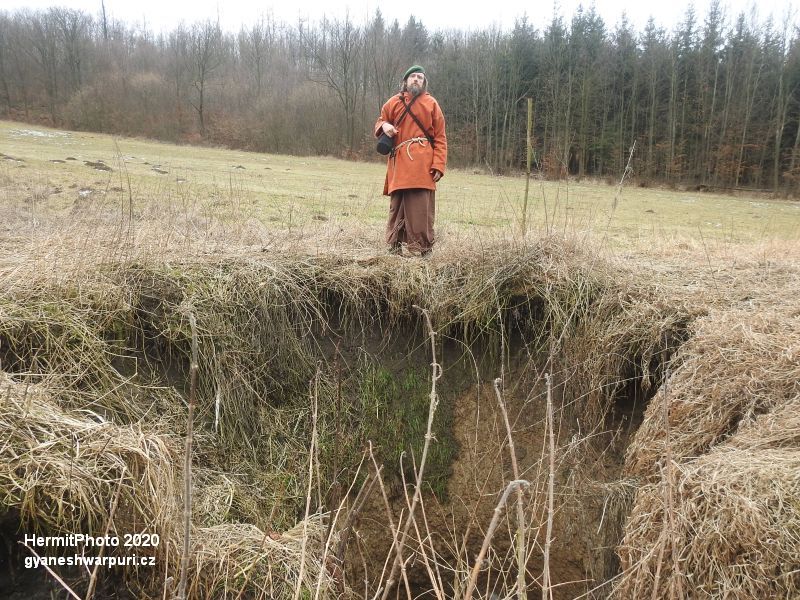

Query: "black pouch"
(376, 132), (394, 155)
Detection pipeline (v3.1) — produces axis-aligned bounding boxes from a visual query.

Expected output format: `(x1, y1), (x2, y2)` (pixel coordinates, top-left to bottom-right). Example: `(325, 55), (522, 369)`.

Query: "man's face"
(407, 72), (425, 96)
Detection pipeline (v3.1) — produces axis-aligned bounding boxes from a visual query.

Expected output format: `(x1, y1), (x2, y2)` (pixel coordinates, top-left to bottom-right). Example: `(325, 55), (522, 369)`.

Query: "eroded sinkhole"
(0, 254), (689, 599)
(327, 327), (681, 600)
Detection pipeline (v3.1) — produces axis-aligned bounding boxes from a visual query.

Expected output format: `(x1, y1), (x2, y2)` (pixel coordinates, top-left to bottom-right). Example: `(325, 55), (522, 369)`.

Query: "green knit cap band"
(403, 65), (425, 80)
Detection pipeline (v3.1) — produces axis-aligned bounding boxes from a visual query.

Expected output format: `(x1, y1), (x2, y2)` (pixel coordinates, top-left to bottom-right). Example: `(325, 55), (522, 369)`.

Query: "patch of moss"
(354, 363), (457, 499)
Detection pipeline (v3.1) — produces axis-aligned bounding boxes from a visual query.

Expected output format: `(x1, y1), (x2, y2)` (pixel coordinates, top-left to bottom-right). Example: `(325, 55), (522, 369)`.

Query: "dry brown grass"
(615, 265), (800, 598)
(0, 373), (344, 599)
(0, 372), (178, 537)
(626, 304), (800, 474)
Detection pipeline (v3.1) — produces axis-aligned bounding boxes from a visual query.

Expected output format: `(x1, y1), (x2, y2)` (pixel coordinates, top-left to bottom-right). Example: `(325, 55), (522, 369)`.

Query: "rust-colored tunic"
(374, 92), (448, 195)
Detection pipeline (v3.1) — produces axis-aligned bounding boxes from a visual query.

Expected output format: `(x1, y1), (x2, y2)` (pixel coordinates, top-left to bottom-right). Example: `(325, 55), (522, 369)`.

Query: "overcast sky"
(2, 0), (796, 33)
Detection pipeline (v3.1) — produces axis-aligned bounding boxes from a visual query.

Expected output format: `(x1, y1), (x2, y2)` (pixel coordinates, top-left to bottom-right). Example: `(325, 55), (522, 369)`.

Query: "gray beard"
(409, 84), (422, 97)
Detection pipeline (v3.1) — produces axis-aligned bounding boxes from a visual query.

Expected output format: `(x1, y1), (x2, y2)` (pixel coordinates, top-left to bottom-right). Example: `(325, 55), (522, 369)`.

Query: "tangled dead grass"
(626, 303), (800, 473)
(2, 217), (673, 597)
(0, 372), (177, 538)
(0, 373), (341, 599)
(616, 287), (800, 598)
(619, 445), (800, 599)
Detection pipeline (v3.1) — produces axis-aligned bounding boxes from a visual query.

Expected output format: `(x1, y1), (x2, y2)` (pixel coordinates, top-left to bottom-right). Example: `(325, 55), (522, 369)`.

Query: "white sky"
(2, 0), (797, 33)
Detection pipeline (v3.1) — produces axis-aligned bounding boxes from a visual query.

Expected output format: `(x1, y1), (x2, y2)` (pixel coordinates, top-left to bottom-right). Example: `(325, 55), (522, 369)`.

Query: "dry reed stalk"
(85, 473), (125, 600)
(332, 466), (378, 574)
(313, 451), (371, 600)
(402, 452), (446, 600)
(175, 311), (198, 600)
(417, 482), (447, 598)
(493, 377), (528, 600)
(293, 366), (321, 600)
(446, 437), (513, 600)
(542, 373), (554, 600)
(648, 357), (676, 600)
(379, 305), (442, 600)
(20, 543), (82, 600)
(613, 140), (636, 211)
(368, 443), (412, 600)
(463, 479), (530, 600)
(660, 351), (684, 599)
(493, 286), (529, 597)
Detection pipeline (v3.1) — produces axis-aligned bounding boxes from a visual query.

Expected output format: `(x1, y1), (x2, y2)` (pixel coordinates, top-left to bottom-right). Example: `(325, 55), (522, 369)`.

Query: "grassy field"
(2, 119), (799, 247)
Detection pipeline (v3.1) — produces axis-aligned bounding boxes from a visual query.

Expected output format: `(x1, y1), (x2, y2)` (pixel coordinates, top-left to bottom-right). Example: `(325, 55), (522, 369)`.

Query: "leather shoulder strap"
(400, 95), (435, 148)
(394, 93), (419, 127)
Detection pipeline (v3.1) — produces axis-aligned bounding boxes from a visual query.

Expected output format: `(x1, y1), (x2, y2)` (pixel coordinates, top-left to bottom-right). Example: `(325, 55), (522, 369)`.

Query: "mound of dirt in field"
(84, 160), (112, 171)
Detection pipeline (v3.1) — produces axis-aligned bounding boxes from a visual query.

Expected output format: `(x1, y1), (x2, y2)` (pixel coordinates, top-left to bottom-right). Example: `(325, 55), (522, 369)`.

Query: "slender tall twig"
(314, 452), (369, 600)
(176, 311), (199, 600)
(417, 473), (447, 598)
(598, 140), (636, 248)
(368, 442), (413, 600)
(542, 373), (555, 600)
(661, 341), (684, 600)
(85, 473), (125, 600)
(403, 452), (445, 600)
(613, 140), (637, 211)
(463, 479), (530, 600)
(293, 366), (321, 600)
(333, 464), (377, 571)
(523, 98), (534, 235)
(494, 377), (528, 600)
(20, 543), (82, 600)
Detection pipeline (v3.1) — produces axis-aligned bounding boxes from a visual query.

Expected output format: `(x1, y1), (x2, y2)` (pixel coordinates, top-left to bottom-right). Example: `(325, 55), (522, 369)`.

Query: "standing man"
(375, 65), (447, 256)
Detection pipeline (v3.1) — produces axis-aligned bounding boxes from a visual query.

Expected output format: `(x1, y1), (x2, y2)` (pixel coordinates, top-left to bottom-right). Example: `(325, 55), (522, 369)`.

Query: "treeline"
(2, 4), (800, 192)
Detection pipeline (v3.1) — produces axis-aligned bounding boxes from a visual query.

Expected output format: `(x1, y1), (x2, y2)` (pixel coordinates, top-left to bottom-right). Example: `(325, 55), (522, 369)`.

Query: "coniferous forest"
(2, 3), (800, 192)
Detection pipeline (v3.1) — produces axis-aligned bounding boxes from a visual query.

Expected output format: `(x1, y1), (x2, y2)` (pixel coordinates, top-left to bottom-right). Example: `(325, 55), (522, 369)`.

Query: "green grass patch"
(356, 362), (456, 499)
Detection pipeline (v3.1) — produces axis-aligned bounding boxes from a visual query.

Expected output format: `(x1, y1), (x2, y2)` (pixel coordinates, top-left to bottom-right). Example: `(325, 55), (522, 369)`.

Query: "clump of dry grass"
(0, 285), (137, 416)
(0, 373), (345, 599)
(0, 372), (178, 537)
(617, 402), (800, 598)
(559, 287), (689, 431)
(616, 296), (800, 599)
(626, 303), (800, 474)
(178, 516), (340, 600)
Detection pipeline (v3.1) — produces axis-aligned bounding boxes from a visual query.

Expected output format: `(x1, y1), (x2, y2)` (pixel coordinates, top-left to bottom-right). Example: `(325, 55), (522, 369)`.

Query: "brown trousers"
(385, 188), (435, 252)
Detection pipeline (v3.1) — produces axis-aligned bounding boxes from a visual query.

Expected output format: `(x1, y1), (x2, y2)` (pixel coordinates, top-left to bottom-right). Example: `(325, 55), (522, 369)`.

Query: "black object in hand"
(376, 132), (394, 155)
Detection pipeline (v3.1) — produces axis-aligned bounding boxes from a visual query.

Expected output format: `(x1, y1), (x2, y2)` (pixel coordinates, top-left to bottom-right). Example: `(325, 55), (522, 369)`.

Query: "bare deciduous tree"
(188, 19), (222, 136)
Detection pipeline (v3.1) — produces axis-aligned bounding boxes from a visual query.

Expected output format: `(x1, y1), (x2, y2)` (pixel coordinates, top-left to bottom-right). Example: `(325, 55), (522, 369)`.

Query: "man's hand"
(431, 169), (443, 183)
(381, 122), (397, 137)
